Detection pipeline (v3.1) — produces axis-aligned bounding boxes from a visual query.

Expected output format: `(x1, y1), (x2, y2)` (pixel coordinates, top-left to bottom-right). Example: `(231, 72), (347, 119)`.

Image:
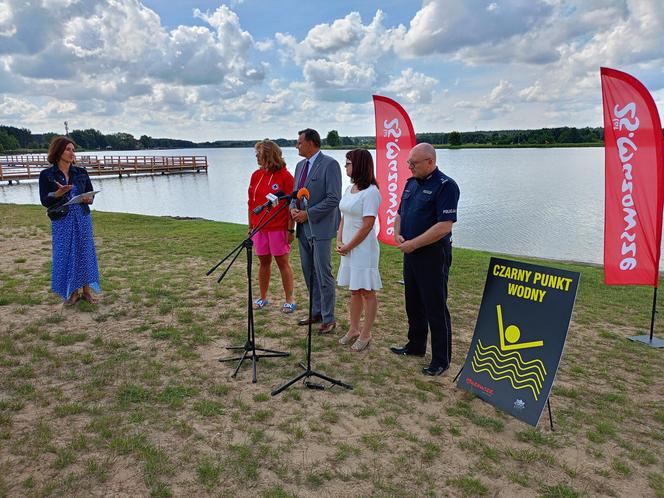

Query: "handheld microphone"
(297, 187), (310, 210)
(253, 190), (286, 215)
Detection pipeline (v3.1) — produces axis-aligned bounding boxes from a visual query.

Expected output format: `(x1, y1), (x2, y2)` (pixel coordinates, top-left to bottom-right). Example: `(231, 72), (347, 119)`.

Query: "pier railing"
(0, 154), (208, 183)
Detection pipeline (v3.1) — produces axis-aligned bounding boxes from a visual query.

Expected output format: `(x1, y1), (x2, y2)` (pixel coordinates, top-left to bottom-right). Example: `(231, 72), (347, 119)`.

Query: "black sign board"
(457, 257), (580, 426)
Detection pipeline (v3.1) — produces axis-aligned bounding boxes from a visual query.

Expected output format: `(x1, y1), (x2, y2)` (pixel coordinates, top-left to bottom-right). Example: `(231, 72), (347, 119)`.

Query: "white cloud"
(42, 99), (77, 116)
(0, 0), (270, 135)
(303, 59), (377, 89)
(1, 0), (664, 139)
(255, 39), (273, 52)
(0, 1), (16, 37)
(382, 68), (439, 104)
(519, 80), (545, 102)
(0, 96), (39, 119)
(304, 12), (365, 54)
(455, 80), (515, 121)
(2, 1), (265, 89)
(507, 0), (664, 113)
(275, 10), (405, 101)
(398, 0), (553, 57)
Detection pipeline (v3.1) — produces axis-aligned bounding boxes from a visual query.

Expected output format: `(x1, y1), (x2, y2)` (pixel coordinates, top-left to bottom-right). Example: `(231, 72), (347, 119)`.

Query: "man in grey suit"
(290, 128), (342, 334)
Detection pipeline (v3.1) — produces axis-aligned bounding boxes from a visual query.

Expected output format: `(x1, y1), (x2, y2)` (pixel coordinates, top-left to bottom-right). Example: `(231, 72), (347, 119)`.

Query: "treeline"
(419, 127), (604, 146)
(3, 124), (650, 153)
(0, 125), (202, 152)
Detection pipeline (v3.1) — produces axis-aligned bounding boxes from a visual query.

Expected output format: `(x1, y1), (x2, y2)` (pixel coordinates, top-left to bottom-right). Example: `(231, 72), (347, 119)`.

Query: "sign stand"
(629, 287), (664, 348)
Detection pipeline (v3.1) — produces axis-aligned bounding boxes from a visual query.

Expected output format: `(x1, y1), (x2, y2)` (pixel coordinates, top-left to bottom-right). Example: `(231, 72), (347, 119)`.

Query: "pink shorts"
(253, 230), (291, 257)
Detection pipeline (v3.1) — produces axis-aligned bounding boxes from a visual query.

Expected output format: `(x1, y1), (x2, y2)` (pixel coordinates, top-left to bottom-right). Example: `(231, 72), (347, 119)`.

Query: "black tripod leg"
(255, 347), (290, 356)
(271, 371), (309, 396)
(217, 246), (244, 283)
(218, 355), (247, 362)
(210, 218), (290, 383)
(255, 352), (291, 358)
(272, 234), (352, 395)
(311, 371), (353, 390)
(256, 348), (290, 356)
(231, 349), (249, 378)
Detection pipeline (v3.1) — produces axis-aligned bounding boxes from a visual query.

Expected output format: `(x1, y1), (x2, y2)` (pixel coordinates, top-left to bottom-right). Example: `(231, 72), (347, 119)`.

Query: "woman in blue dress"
(39, 136), (101, 305)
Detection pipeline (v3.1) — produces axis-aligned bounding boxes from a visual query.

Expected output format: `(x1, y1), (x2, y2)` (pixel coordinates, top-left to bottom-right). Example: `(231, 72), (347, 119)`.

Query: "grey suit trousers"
(298, 234), (336, 324)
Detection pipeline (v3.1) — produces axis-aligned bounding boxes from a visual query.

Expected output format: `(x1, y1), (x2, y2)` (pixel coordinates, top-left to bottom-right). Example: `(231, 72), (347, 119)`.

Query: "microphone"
(253, 190), (287, 215)
(297, 188), (310, 209)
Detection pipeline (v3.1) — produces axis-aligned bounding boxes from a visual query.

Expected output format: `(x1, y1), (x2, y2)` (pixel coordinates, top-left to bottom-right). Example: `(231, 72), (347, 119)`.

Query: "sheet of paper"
(64, 190), (100, 206)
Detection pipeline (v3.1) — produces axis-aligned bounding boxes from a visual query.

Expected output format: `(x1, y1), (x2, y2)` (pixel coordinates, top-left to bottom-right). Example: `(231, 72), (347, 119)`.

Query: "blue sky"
(1, 0), (663, 141)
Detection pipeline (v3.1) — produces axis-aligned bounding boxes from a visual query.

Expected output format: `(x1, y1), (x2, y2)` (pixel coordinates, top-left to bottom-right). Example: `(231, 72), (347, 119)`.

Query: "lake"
(0, 146), (628, 268)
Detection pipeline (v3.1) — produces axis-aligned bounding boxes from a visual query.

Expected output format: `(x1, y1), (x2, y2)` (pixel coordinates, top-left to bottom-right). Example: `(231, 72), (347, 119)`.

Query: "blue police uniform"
(398, 167), (459, 370)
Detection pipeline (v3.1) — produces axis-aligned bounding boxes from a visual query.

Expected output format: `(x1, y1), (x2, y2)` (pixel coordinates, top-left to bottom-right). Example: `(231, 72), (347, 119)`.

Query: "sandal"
(351, 337), (371, 352)
(339, 331), (360, 345)
(63, 291), (80, 307)
(281, 302), (297, 314)
(82, 292), (98, 304)
(253, 298), (269, 310)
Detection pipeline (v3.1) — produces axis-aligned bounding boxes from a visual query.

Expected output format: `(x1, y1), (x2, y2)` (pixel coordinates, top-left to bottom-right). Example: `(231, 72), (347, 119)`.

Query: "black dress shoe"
(422, 365), (447, 376)
(298, 315), (322, 326)
(389, 345), (425, 357)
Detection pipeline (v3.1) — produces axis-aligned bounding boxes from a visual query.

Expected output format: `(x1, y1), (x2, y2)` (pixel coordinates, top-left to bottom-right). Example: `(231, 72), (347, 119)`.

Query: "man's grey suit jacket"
(290, 152), (342, 239)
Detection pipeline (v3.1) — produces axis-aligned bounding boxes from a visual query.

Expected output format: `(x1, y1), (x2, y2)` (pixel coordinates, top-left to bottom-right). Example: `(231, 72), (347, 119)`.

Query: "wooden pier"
(0, 154), (208, 184)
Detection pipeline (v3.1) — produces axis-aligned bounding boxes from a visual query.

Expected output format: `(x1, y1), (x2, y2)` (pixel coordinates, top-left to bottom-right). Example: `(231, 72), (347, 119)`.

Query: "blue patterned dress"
(51, 185), (101, 300)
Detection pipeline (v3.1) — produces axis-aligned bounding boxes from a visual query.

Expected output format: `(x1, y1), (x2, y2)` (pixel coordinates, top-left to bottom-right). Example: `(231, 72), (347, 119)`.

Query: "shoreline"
(2, 142), (605, 154)
(0, 201), (614, 272)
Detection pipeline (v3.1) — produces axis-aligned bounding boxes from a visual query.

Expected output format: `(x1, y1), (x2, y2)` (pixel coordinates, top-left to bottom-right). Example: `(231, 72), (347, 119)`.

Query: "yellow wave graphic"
(474, 345), (544, 389)
(477, 340), (547, 380)
(470, 339), (547, 400)
(471, 353), (542, 397)
(471, 360), (539, 400)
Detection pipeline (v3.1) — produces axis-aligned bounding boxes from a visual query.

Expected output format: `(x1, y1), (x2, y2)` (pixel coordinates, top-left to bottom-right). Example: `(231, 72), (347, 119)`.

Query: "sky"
(1, 0), (663, 141)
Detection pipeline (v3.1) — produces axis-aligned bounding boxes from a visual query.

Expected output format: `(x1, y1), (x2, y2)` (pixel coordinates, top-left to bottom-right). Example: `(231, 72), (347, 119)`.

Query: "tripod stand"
(271, 201), (352, 395)
(207, 200), (290, 383)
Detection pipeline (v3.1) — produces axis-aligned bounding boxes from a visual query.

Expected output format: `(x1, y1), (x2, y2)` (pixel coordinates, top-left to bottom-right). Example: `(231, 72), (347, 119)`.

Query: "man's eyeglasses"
(406, 158), (429, 167)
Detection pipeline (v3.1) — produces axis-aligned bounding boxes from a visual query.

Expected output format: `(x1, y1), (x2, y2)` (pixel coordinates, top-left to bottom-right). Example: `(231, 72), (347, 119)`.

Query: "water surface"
(0, 147), (626, 267)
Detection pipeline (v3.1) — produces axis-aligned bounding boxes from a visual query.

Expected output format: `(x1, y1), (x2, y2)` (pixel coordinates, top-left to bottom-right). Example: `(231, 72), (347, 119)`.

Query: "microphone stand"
(207, 198), (291, 383)
(272, 195), (352, 395)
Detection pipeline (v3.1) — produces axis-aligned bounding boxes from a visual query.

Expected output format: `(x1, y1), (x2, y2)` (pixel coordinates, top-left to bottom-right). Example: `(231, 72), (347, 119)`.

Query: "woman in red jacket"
(247, 140), (296, 312)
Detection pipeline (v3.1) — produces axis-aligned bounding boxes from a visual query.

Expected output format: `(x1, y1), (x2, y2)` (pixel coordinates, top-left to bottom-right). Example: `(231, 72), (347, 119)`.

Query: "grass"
(446, 475), (488, 496)
(0, 203), (663, 496)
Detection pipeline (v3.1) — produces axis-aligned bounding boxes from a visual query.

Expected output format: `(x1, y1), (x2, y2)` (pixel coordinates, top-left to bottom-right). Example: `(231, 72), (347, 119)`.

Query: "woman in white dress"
(336, 149), (382, 351)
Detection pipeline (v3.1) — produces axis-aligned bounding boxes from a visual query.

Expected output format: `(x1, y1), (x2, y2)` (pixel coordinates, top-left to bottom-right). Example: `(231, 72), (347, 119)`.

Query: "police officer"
(390, 143), (460, 376)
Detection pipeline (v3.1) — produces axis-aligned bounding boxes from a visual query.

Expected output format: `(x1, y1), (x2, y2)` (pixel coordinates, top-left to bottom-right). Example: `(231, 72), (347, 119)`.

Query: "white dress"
(337, 184), (383, 291)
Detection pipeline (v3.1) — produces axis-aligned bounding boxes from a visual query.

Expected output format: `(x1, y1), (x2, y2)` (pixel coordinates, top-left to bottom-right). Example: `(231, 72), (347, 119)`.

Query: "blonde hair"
(255, 139), (286, 173)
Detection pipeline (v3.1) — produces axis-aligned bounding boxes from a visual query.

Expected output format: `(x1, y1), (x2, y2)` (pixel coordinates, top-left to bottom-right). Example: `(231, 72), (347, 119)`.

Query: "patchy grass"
(0, 203), (663, 497)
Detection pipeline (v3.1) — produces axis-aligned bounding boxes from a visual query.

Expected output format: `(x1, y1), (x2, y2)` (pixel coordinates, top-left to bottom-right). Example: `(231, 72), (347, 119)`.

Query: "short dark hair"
(346, 149), (378, 191)
(47, 136), (77, 165)
(297, 128), (321, 148)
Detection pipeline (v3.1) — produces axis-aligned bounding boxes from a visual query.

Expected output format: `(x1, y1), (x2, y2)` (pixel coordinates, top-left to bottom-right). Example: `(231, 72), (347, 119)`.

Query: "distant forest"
(0, 123), (619, 153)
